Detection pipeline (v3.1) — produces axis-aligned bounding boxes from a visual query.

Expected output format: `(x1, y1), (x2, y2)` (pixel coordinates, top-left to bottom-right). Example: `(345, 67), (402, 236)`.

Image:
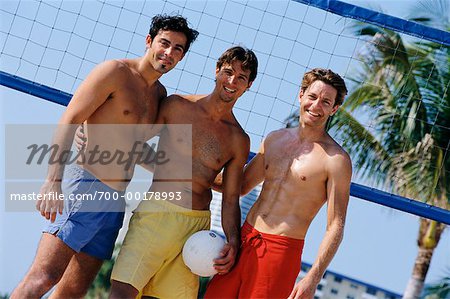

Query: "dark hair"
(301, 68), (347, 106)
(149, 14), (199, 53)
(216, 46), (258, 83)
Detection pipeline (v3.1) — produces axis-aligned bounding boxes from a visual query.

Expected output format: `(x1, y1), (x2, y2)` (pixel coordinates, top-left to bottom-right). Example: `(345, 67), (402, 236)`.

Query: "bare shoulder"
(264, 128), (294, 145)
(231, 127), (250, 160)
(233, 126), (250, 148)
(86, 59), (129, 79)
(154, 80), (167, 100)
(162, 94), (206, 105)
(158, 94), (198, 116)
(184, 94), (208, 103)
(324, 137), (352, 174)
(100, 59), (132, 75)
(159, 94), (181, 109)
(75, 60), (131, 92)
(221, 115), (248, 158)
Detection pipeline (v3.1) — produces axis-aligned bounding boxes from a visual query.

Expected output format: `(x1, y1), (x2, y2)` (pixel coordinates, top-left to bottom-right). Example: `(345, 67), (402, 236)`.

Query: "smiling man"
(11, 15), (198, 299)
(109, 46), (258, 299)
(205, 68), (352, 299)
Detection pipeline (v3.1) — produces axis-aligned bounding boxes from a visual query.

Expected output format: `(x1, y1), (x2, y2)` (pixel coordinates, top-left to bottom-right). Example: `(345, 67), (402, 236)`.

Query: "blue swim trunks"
(44, 165), (126, 260)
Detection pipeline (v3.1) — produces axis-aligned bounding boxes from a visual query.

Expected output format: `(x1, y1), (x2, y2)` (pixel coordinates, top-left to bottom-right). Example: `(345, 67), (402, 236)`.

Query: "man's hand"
(74, 125), (86, 151)
(288, 276), (317, 299)
(36, 180), (64, 223)
(212, 242), (238, 274)
(211, 172), (223, 193)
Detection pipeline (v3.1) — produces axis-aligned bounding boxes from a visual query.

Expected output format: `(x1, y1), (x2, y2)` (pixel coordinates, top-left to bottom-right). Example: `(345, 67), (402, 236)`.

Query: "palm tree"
(286, 2), (449, 298)
(421, 275), (450, 299)
(86, 244), (121, 299)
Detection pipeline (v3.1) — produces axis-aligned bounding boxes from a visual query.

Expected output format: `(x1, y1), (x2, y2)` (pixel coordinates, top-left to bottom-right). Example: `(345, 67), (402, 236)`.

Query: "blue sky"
(1, 0), (449, 295)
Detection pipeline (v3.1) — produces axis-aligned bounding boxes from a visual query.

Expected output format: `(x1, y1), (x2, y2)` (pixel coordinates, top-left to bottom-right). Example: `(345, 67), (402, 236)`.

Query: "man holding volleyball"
(109, 46), (258, 299)
(205, 68), (352, 299)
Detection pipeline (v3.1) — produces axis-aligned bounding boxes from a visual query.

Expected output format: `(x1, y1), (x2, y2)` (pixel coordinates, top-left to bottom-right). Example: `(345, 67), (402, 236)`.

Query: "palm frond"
(388, 134), (442, 202)
(408, 0), (450, 31)
(329, 109), (391, 185)
(423, 276), (450, 299)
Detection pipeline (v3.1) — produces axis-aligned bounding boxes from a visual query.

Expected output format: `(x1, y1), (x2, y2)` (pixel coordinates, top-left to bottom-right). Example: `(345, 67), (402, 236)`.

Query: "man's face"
(146, 30), (187, 74)
(215, 60), (252, 103)
(299, 80), (339, 127)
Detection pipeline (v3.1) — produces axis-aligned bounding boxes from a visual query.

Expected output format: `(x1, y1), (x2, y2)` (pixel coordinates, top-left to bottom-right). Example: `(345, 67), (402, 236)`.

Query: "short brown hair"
(301, 68), (347, 106)
(216, 46), (258, 83)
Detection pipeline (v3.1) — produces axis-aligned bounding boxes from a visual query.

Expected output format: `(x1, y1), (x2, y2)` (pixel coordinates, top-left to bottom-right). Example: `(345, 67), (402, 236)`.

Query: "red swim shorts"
(204, 221), (304, 299)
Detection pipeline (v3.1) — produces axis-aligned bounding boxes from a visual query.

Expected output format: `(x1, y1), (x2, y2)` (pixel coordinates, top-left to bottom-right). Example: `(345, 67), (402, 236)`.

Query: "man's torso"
(150, 95), (247, 210)
(247, 128), (344, 239)
(80, 59), (165, 191)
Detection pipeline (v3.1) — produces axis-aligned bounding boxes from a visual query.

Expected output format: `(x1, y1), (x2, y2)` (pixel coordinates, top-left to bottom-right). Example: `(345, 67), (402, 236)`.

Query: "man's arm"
(239, 136), (267, 195)
(137, 86), (168, 172)
(37, 60), (122, 222)
(240, 144), (265, 195)
(289, 151), (352, 299)
(212, 137), (266, 195)
(213, 134), (250, 274)
(135, 142), (158, 173)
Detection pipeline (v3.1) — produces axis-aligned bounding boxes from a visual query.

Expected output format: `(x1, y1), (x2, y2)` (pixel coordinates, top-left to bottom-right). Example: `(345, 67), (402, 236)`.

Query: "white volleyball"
(182, 230), (226, 277)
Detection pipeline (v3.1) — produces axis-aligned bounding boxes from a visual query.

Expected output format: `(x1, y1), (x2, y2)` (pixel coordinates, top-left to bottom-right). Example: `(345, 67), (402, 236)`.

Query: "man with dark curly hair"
(11, 14), (198, 299)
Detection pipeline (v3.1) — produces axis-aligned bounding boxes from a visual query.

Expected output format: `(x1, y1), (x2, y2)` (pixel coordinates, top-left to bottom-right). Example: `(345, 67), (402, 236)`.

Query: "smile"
(224, 87), (236, 93)
(307, 111), (321, 117)
(159, 57), (172, 65)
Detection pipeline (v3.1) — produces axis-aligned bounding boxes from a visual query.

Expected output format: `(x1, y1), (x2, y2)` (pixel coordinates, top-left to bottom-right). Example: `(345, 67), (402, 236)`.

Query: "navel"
(300, 175), (306, 181)
(123, 110), (130, 115)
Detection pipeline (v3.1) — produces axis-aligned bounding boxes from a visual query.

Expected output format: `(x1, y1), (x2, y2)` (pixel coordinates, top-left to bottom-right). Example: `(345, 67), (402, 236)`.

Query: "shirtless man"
(205, 68), (352, 299)
(109, 46), (258, 299)
(11, 15), (198, 299)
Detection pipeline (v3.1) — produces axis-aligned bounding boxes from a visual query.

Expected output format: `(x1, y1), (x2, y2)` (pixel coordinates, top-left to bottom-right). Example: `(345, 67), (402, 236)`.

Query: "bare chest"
(265, 143), (327, 185)
(93, 83), (160, 125)
(193, 124), (234, 170)
(175, 113), (234, 166)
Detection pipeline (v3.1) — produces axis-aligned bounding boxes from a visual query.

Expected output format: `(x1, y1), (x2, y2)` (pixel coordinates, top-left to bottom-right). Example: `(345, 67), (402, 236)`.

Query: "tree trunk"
(402, 219), (446, 299)
(402, 246), (433, 299)
(403, 276), (425, 299)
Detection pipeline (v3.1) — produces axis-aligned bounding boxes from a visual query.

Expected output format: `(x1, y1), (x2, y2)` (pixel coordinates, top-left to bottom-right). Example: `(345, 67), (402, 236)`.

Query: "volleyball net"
(1, 0), (449, 224)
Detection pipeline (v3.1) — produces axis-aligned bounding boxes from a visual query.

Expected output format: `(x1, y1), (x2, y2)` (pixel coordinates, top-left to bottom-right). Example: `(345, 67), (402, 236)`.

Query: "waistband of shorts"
(65, 164), (125, 194)
(242, 221), (304, 248)
(65, 164), (91, 179)
(136, 198), (211, 218)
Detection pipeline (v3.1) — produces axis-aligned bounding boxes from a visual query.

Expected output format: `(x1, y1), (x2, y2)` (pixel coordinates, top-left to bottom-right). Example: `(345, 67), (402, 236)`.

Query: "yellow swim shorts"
(111, 199), (211, 298)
